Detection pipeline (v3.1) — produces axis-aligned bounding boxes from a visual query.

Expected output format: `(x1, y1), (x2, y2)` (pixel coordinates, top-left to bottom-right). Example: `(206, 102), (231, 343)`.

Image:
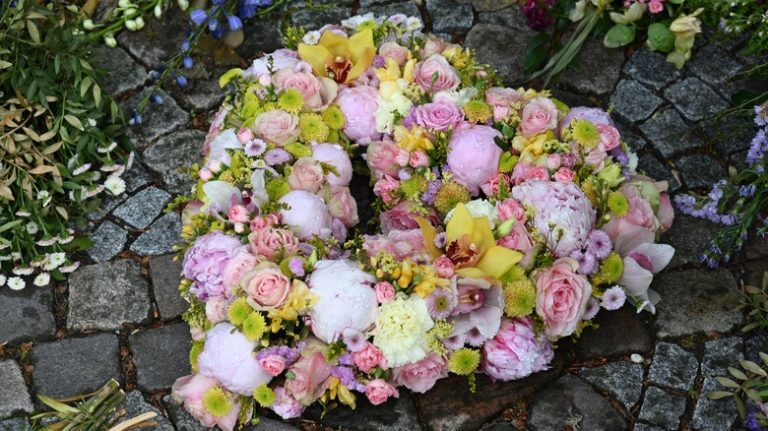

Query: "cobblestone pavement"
(2, 1), (766, 430)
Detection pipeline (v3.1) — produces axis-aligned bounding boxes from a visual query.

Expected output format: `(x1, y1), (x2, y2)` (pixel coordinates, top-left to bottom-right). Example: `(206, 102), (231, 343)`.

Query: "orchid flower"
(298, 28), (376, 83)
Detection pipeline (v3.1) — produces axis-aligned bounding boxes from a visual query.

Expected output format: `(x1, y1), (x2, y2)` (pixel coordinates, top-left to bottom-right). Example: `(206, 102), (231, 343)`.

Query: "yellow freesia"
(394, 125), (433, 152)
(375, 57), (402, 82)
(298, 28), (376, 83)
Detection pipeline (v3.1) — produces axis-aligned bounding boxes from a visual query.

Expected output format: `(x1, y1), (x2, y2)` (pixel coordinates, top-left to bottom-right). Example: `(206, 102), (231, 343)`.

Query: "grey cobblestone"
(638, 387), (686, 430)
(149, 254), (186, 319)
(687, 44), (743, 87)
(143, 130), (206, 195)
(91, 46), (148, 97)
(427, 0), (474, 34)
(0, 360), (34, 419)
(361, 1), (420, 17)
(563, 38), (625, 96)
(580, 361), (643, 410)
(113, 186), (171, 230)
(0, 286), (55, 344)
(648, 342), (699, 391)
(130, 322), (191, 392)
(130, 212), (182, 256)
(610, 80), (663, 123)
(466, 23), (532, 85)
(640, 109), (703, 158)
(122, 391), (175, 431)
(676, 154), (726, 189)
(124, 88), (189, 149)
(88, 221), (128, 263)
(623, 49), (682, 91)
(664, 77), (729, 122)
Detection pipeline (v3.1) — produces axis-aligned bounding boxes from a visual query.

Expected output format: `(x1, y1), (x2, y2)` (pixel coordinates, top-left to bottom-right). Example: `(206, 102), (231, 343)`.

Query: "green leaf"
(80, 76), (93, 98)
(93, 84), (102, 106)
(37, 395), (79, 414)
(219, 68), (243, 88)
(26, 20), (41, 43)
(740, 359), (767, 377)
(0, 220), (23, 233)
(64, 115), (84, 131)
(715, 376), (741, 389)
(603, 24), (635, 48)
(284, 142), (312, 158)
(0, 61), (11, 69)
(728, 367), (749, 381)
(647, 23), (675, 53)
(706, 391), (734, 400)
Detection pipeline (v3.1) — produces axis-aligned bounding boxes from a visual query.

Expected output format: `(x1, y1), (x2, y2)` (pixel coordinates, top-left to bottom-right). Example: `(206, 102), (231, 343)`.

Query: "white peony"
(444, 199), (498, 228)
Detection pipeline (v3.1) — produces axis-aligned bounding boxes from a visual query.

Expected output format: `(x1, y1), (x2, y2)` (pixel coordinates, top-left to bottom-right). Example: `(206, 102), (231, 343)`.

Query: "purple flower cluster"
(331, 365), (366, 392)
(256, 345), (301, 367)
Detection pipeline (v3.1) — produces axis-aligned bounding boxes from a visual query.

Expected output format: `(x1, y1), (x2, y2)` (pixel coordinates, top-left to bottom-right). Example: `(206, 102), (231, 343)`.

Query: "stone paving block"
(664, 77), (729, 122)
(88, 221), (128, 263)
(0, 285), (55, 344)
(580, 361), (644, 410)
(466, 23), (533, 85)
(31, 333), (121, 399)
(687, 44), (744, 87)
(659, 214), (719, 268)
(360, 0), (396, 6)
(166, 68), (228, 113)
(676, 154), (726, 189)
(691, 376), (738, 430)
(563, 38), (625, 96)
(163, 395), (216, 431)
(639, 109), (703, 158)
(638, 387), (686, 430)
(130, 212), (182, 256)
(577, 307), (653, 360)
(633, 424), (666, 431)
(701, 336), (743, 378)
(623, 49), (682, 91)
(123, 161), (153, 193)
(149, 254), (186, 319)
(615, 121), (648, 152)
(527, 374), (625, 431)
(0, 360), (33, 419)
(124, 88), (189, 149)
(87, 193), (127, 222)
(143, 130), (206, 195)
(427, 0), (474, 34)
(122, 391), (174, 431)
(653, 269), (742, 337)
(67, 259), (152, 332)
(0, 417), (30, 431)
(238, 19), (284, 61)
(292, 7), (352, 31)
(636, 154), (681, 192)
(130, 322), (191, 392)
(91, 46), (148, 97)
(117, 6), (187, 67)
(648, 342), (699, 391)
(361, 1), (420, 17)
(610, 79), (663, 124)
(113, 186), (172, 230)
(470, 0), (516, 11)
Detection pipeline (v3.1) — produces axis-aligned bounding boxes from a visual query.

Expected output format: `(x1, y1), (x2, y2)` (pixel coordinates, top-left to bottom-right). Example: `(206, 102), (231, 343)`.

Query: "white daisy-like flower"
(302, 30), (321, 45)
(405, 16), (423, 31)
(105, 177), (127, 196)
(341, 12), (375, 30)
(0, 255), (10, 261)
(36, 237), (58, 247)
(7, 276), (25, 291)
(15, 211), (31, 217)
(84, 185), (104, 199)
(11, 252), (21, 261)
(13, 266), (34, 276)
(43, 252), (66, 271)
(33, 272), (50, 286)
(126, 151), (135, 170)
(73, 163), (92, 176)
(26, 221), (39, 235)
(59, 262), (81, 273)
(0, 274), (6, 286)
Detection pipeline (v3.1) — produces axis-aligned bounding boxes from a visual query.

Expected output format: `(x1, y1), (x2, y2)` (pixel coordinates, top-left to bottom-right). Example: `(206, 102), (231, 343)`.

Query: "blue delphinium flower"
(189, 9), (207, 25)
(176, 75), (188, 87)
(183, 56), (194, 69)
(227, 15), (243, 31)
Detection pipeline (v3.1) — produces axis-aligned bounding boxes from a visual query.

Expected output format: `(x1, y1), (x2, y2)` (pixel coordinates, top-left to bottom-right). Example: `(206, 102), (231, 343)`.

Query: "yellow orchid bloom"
(298, 28), (376, 83)
(375, 57), (402, 82)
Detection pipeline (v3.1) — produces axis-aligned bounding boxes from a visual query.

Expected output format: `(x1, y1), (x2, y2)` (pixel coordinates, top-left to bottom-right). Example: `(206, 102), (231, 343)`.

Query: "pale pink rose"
(379, 42), (409, 66)
(365, 379), (399, 406)
(375, 281), (396, 303)
(597, 124), (621, 151)
(249, 228), (299, 261)
(252, 110), (299, 146)
(312, 143), (353, 186)
(221, 248), (256, 291)
(447, 123), (503, 194)
(337, 85), (380, 144)
(249, 214), (279, 232)
(584, 144), (607, 171)
(392, 353), (447, 393)
(273, 69), (337, 111)
(259, 354), (286, 377)
(285, 351), (332, 405)
(433, 255), (455, 278)
(373, 175), (400, 205)
(485, 87), (521, 121)
(413, 101), (464, 131)
(198, 168), (213, 181)
(366, 141), (409, 178)
(546, 153), (562, 170)
(480, 173), (508, 196)
(363, 229), (428, 261)
(649, 0), (664, 13)
(171, 374), (242, 431)
(228, 204), (249, 224)
(327, 186), (359, 227)
(496, 198), (526, 223)
(534, 258), (592, 339)
(410, 151), (430, 168)
(553, 167), (576, 183)
(379, 201), (439, 234)
(205, 298), (229, 324)
(241, 262), (292, 309)
(420, 34), (450, 58)
(353, 342), (387, 373)
(237, 127), (254, 144)
(287, 157), (324, 193)
(510, 162), (549, 184)
(413, 55), (460, 93)
(519, 97), (559, 138)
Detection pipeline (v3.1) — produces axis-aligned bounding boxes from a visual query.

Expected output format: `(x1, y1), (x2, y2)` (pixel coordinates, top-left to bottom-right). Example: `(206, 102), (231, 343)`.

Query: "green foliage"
(709, 352), (768, 425)
(688, 0), (768, 56)
(647, 22), (675, 53)
(741, 272), (768, 333)
(603, 23), (635, 48)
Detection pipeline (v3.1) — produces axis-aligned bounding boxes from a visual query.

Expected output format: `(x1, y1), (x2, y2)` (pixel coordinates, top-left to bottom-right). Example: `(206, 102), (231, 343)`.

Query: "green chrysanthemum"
(463, 100), (493, 124)
(278, 88), (304, 113)
(448, 348), (481, 376)
(598, 252), (624, 284)
(607, 191), (629, 217)
(570, 119), (600, 149)
(434, 180), (471, 214)
(322, 105), (345, 130)
(400, 176), (428, 200)
(202, 387), (232, 417)
(299, 113), (329, 143)
(253, 384), (276, 407)
(227, 298), (252, 326)
(503, 279), (536, 317)
(242, 311), (267, 341)
(189, 340), (204, 372)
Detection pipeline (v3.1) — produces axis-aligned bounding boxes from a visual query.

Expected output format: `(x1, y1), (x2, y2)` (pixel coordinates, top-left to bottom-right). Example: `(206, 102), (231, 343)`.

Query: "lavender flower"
(586, 229), (612, 260)
(583, 297), (599, 320)
(264, 148), (292, 166)
(601, 286), (626, 311)
(425, 288), (457, 320)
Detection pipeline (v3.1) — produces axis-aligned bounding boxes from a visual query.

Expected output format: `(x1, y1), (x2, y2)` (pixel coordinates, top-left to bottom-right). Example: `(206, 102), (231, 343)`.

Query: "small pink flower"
(365, 379), (399, 406)
(327, 187), (359, 227)
(496, 198), (526, 223)
(259, 354), (286, 376)
(392, 353), (447, 393)
(546, 153), (562, 170)
(510, 163), (549, 184)
(250, 214), (280, 232)
(597, 124), (621, 151)
(413, 55), (460, 93)
(228, 204), (249, 224)
(379, 42), (409, 66)
(553, 167), (576, 183)
(199, 168), (213, 181)
(237, 127), (254, 144)
(287, 157), (324, 193)
(519, 97), (559, 138)
(249, 228), (299, 260)
(375, 281), (396, 303)
(367, 141), (409, 178)
(433, 255), (455, 278)
(353, 342), (387, 373)
(485, 87), (520, 121)
(649, 0), (664, 13)
(480, 173), (508, 196)
(373, 175), (400, 205)
(408, 151), (429, 168)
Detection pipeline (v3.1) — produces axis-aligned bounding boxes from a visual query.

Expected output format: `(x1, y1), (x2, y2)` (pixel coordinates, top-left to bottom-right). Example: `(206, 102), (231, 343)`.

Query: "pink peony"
(312, 143), (353, 186)
(248, 228), (299, 261)
(252, 110), (299, 146)
(259, 354), (286, 377)
(307, 259), (379, 343)
(379, 201), (439, 234)
(271, 387), (303, 419)
(510, 162), (549, 185)
(533, 258), (592, 339)
(337, 85), (381, 144)
(486, 87), (521, 121)
(287, 157), (324, 193)
(392, 353), (447, 393)
(379, 41), (409, 66)
(221, 247), (257, 291)
(413, 55), (460, 93)
(373, 175), (400, 205)
(413, 101), (464, 131)
(481, 318), (554, 381)
(183, 232), (246, 300)
(278, 190), (333, 239)
(197, 323), (273, 395)
(363, 228), (428, 261)
(366, 140), (410, 178)
(171, 374), (242, 431)
(272, 68), (337, 111)
(241, 262), (292, 309)
(285, 352), (332, 405)
(353, 342), (387, 373)
(553, 167), (576, 183)
(447, 123), (503, 194)
(365, 379), (399, 405)
(327, 186), (359, 227)
(496, 198), (526, 223)
(375, 281), (396, 303)
(519, 97), (559, 138)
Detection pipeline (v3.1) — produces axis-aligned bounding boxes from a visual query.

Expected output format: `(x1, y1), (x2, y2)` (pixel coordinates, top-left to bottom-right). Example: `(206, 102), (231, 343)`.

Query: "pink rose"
(546, 153), (562, 170)
(496, 198), (526, 223)
(597, 124), (621, 151)
(519, 97), (559, 138)
(554, 167), (575, 183)
(171, 374), (241, 431)
(241, 262), (292, 309)
(273, 69), (337, 111)
(285, 352), (332, 405)
(259, 354), (286, 377)
(480, 173), (508, 196)
(337, 85), (381, 144)
(252, 110), (299, 146)
(287, 157), (324, 193)
(222, 248), (257, 291)
(420, 34), (450, 58)
(413, 101), (464, 131)
(249, 214), (279, 232)
(410, 151), (430, 168)
(379, 42), (409, 66)
(380, 201), (439, 234)
(365, 379), (399, 406)
(649, 0), (664, 13)
(327, 186), (359, 227)
(353, 342), (387, 373)
(497, 223), (538, 269)
(392, 353), (447, 393)
(312, 143), (353, 187)
(375, 281), (396, 303)
(249, 228), (299, 261)
(510, 162), (549, 184)
(366, 141), (409, 178)
(237, 127), (254, 144)
(433, 255), (455, 278)
(413, 55), (460, 93)
(373, 175), (400, 205)
(534, 258), (592, 339)
(228, 204), (249, 224)
(486, 87), (521, 121)
(447, 123), (503, 194)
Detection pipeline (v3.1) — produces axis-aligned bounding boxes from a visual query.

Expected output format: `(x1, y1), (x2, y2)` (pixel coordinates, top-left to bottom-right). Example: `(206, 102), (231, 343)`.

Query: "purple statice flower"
(256, 345), (301, 367)
(522, 0), (555, 30)
(586, 229), (612, 260)
(583, 297), (600, 320)
(264, 148), (292, 166)
(601, 286), (626, 311)
(746, 411), (763, 431)
(337, 353), (354, 366)
(747, 129), (768, 166)
(245, 138), (267, 157)
(402, 106), (417, 129)
(425, 287), (457, 320)
(570, 249), (597, 275)
(372, 55), (386, 68)
(610, 147), (630, 166)
(398, 169), (411, 180)
(288, 257), (305, 277)
(332, 366), (366, 392)
(421, 179), (441, 205)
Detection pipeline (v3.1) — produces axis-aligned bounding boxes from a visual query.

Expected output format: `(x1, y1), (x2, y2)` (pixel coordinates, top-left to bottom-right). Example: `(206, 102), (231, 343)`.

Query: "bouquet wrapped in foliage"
(171, 13), (675, 429)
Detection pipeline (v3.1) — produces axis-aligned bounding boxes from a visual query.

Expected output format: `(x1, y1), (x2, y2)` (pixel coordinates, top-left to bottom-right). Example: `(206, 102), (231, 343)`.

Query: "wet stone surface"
(647, 342), (699, 391)
(610, 79), (664, 124)
(664, 77), (729, 122)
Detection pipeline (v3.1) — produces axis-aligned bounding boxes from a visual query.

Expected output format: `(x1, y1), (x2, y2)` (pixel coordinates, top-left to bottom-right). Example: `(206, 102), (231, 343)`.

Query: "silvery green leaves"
(604, 24), (636, 48)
